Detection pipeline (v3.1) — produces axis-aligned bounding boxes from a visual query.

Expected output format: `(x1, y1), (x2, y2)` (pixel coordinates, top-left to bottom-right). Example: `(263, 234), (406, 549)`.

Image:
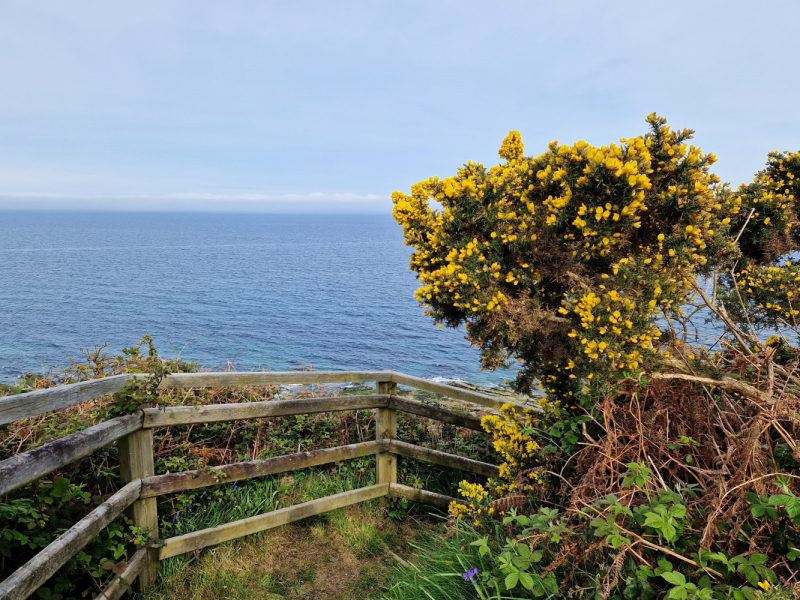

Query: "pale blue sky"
(0, 1), (798, 213)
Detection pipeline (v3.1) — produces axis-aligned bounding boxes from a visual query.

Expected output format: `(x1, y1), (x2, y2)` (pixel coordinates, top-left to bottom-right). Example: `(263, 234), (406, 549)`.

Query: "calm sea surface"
(0, 211), (513, 385)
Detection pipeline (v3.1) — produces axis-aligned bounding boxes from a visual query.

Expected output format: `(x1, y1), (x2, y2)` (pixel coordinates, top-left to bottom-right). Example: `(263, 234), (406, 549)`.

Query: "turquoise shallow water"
(0, 211), (514, 385)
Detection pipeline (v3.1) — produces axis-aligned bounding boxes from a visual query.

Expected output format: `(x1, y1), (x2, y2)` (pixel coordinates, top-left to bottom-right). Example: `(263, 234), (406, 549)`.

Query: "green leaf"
(543, 575), (559, 594)
(768, 494), (794, 506)
(656, 559), (674, 574)
(740, 565), (759, 587)
(662, 571), (686, 586)
(519, 572), (535, 590)
(505, 572), (519, 590)
(50, 478), (69, 498)
(644, 514), (665, 528)
(512, 556), (531, 570)
(668, 505), (687, 519)
(667, 585), (688, 600)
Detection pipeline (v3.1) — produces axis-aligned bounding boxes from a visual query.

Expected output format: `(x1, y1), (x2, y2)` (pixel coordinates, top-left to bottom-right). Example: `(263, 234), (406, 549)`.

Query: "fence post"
(376, 381), (398, 496)
(118, 428), (159, 590)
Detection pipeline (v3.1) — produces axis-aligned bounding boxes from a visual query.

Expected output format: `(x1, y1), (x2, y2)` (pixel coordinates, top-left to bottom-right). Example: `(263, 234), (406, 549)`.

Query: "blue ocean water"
(0, 211), (513, 386)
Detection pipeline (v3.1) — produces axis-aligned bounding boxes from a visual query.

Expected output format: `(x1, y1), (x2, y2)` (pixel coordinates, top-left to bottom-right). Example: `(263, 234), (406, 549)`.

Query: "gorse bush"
(394, 116), (800, 599)
(392, 114), (800, 399)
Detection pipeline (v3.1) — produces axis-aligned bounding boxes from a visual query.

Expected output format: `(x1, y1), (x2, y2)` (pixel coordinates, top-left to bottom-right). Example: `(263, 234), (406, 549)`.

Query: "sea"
(0, 211), (515, 386)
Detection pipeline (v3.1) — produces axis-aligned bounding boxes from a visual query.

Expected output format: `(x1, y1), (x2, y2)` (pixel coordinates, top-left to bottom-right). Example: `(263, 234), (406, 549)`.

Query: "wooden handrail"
(388, 440), (499, 479)
(388, 395), (485, 431)
(140, 440), (388, 498)
(388, 483), (465, 510)
(0, 374), (139, 426)
(93, 547), (148, 600)
(0, 371), (394, 426)
(141, 394), (389, 428)
(159, 370), (393, 389)
(0, 481), (141, 600)
(390, 372), (531, 411)
(0, 413), (143, 497)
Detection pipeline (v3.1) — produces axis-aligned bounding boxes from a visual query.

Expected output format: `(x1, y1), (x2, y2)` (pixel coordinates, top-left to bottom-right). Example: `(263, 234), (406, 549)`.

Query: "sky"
(0, 1), (798, 214)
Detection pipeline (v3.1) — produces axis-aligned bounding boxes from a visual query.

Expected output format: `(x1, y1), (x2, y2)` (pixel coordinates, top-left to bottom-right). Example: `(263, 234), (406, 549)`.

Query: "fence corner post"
(376, 381), (398, 499)
(118, 426), (159, 590)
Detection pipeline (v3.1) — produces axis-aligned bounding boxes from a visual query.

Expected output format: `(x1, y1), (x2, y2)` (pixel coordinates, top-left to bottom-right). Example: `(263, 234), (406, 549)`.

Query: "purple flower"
(463, 567), (479, 585)
(201, 491), (207, 498)
(232, 484), (238, 491)
(171, 511), (180, 524)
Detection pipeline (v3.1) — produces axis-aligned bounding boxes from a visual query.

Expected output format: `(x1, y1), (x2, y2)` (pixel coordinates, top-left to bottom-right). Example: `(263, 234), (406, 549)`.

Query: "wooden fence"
(0, 371), (527, 600)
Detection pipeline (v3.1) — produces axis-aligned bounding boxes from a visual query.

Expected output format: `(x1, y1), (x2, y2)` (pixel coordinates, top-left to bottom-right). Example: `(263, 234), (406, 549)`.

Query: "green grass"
(137, 487), (426, 600)
(375, 520), (501, 600)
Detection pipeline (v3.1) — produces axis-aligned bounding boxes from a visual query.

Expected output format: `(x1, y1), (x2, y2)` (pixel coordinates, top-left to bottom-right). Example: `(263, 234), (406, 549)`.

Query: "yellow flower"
(757, 580), (771, 591)
(498, 130), (524, 161)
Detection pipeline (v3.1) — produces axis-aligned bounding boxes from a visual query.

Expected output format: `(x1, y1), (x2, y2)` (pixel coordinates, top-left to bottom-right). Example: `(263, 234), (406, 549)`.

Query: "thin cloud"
(0, 191), (383, 203)
(0, 191), (390, 213)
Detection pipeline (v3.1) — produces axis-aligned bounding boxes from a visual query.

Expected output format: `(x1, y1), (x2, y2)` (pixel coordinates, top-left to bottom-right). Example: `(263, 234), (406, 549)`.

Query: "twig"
(733, 208), (755, 245)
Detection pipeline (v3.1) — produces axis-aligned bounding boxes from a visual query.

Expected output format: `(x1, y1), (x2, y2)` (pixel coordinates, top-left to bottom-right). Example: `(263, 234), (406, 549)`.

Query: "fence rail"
(0, 370), (529, 600)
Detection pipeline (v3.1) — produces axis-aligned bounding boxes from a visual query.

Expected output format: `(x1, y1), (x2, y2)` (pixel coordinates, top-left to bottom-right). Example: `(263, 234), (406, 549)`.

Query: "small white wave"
(429, 376), (464, 384)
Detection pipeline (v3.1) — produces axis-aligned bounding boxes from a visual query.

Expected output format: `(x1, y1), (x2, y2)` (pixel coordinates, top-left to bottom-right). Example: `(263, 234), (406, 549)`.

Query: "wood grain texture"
(92, 546), (147, 600)
(375, 383), (398, 490)
(0, 374), (138, 426)
(387, 483), (463, 510)
(159, 483), (389, 559)
(390, 373), (523, 411)
(142, 394), (389, 428)
(388, 396), (485, 431)
(387, 483), (466, 510)
(159, 371), (393, 389)
(141, 440), (387, 498)
(118, 429), (158, 590)
(390, 372), (530, 411)
(388, 440), (499, 478)
(0, 481), (140, 600)
(0, 412), (143, 497)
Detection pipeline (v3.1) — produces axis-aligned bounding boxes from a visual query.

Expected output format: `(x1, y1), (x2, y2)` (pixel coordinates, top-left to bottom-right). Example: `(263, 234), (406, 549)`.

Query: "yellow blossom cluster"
(481, 404), (544, 496)
(449, 480), (492, 523)
(735, 262), (800, 327)
(498, 130), (524, 162)
(449, 404), (545, 522)
(729, 151), (800, 263)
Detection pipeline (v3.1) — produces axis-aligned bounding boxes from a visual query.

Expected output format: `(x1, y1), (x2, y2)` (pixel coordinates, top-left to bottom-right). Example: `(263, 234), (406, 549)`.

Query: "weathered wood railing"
(0, 371), (527, 600)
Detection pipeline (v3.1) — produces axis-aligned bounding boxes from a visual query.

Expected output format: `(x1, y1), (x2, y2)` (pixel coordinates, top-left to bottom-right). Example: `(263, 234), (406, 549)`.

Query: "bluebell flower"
(463, 567), (479, 585)
(171, 511), (180, 524)
(233, 484), (238, 491)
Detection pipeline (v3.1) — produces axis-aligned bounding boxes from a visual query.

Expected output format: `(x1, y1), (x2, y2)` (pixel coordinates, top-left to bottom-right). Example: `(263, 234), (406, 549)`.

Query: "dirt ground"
(140, 504), (421, 600)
